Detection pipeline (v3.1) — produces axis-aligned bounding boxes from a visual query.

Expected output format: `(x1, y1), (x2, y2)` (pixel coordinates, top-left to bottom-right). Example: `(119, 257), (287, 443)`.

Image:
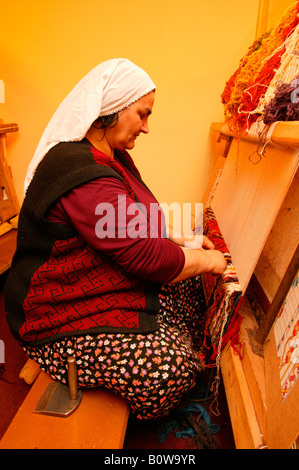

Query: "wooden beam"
(0, 123), (18, 135)
(256, 0), (270, 39)
(210, 121), (299, 150)
(254, 244), (299, 344)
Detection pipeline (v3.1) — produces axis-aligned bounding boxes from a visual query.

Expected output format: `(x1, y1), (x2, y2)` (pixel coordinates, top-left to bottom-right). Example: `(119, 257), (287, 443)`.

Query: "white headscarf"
(24, 58), (156, 193)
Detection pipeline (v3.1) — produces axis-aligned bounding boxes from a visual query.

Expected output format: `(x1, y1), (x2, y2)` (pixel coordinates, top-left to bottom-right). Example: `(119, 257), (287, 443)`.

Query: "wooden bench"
(0, 359), (129, 449)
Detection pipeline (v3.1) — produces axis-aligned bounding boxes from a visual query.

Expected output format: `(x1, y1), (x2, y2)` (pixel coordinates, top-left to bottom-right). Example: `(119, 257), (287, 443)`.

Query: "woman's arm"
(47, 178), (186, 283)
(48, 179), (226, 284)
(166, 223), (227, 282)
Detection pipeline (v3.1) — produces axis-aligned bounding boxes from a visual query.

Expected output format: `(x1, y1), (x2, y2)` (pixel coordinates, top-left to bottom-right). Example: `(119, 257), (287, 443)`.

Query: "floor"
(0, 272), (235, 449)
(123, 377), (235, 449)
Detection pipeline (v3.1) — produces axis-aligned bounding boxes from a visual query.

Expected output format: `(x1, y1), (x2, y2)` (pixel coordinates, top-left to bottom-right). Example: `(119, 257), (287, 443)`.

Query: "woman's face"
(106, 91), (155, 151)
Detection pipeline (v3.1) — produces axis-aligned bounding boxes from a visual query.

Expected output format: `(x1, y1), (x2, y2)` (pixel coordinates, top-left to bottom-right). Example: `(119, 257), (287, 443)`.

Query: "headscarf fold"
(24, 58), (156, 193)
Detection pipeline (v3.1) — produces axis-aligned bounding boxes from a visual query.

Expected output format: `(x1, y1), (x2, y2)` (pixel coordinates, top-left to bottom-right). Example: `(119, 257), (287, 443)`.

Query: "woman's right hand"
(170, 246), (227, 283)
(204, 248), (227, 274)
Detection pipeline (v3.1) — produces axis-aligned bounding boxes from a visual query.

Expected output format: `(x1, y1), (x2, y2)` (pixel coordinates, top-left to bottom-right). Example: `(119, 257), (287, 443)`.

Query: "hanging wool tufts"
(222, 1), (299, 133)
(234, 47), (286, 132)
(263, 74), (299, 123)
(221, 30), (271, 113)
(255, 23), (299, 115)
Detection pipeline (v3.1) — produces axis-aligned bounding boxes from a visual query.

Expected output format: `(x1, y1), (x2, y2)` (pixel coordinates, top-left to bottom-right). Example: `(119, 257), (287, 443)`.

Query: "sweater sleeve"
(47, 177), (185, 283)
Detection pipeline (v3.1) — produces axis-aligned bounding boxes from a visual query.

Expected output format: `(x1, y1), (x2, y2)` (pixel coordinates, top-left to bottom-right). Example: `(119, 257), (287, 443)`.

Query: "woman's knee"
(126, 359), (197, 420)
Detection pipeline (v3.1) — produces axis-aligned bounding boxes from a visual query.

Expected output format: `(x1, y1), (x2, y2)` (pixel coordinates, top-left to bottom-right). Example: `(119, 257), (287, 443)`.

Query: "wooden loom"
(207, 120), (299, 449)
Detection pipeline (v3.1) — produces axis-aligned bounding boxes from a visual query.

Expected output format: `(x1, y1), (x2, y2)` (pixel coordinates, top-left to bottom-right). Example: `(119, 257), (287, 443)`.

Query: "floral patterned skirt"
(22, 276), (207, 420)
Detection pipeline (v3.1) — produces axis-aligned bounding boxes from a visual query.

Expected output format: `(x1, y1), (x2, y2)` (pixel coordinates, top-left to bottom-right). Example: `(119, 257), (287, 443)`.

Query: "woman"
(5, 58), (226, 420)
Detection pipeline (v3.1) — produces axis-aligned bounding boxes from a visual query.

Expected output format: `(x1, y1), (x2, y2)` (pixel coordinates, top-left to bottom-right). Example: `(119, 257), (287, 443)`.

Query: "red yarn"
(234, 47), (285, 131)
(221, 66), (241, 105)
(220, 299), (243, 359)
(221, 30), (273, 108)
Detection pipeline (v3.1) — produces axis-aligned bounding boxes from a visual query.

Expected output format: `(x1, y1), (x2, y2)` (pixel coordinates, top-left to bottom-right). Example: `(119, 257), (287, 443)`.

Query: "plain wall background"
(0, 0), (282, 208)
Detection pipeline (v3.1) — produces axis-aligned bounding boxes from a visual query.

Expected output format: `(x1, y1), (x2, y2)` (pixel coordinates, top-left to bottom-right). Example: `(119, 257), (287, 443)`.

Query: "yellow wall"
(0, 0), (260, 207)
(256, 0), (296, 36)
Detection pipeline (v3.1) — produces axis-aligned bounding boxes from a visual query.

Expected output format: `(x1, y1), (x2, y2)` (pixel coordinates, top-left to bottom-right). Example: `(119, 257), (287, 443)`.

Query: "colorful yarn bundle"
(235, 47), (286, 131)
(256, 23), (299, 115)
(221, 30), (272, 118)
(221, 1), (299, 133)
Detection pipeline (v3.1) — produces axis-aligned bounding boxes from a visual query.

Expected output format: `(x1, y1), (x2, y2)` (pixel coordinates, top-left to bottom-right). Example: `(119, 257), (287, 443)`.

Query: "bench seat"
(0, 369), (129, 449)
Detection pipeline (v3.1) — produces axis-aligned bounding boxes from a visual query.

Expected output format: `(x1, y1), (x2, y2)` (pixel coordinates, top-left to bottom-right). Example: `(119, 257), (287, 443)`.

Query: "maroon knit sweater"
(5, 139), (184, 346)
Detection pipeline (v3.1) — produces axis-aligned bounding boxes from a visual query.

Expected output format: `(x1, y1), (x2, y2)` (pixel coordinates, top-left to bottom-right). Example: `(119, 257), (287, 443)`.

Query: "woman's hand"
(201, 235), (215, 250)
(167, 223), (215, 250)
(170, 245), (227, 283)
(201, 248), (227, 274)
(166, 224), (227, 282)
